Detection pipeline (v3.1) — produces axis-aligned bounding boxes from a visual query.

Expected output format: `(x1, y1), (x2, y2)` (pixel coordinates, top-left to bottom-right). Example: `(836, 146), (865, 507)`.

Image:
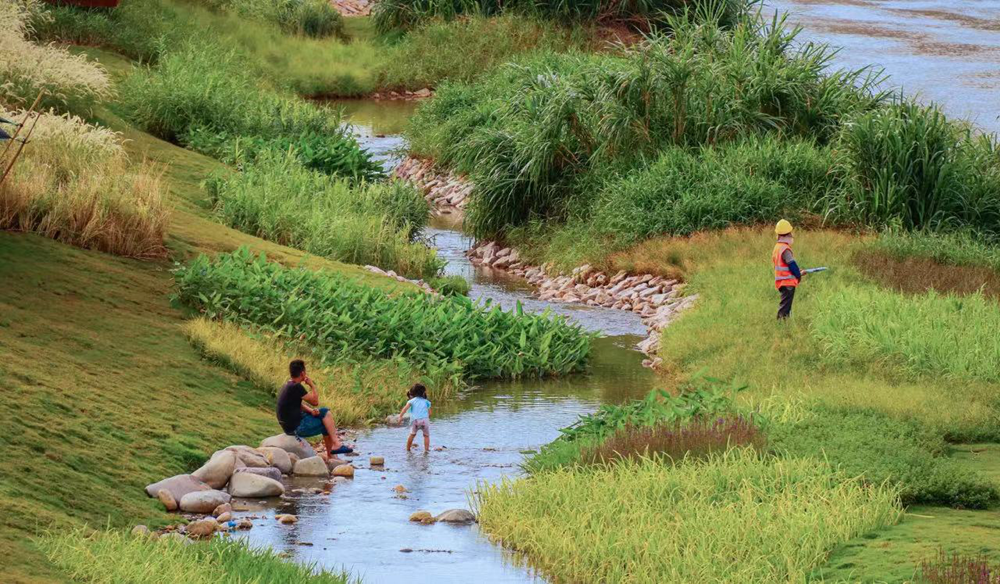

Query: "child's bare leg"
(406, 433), (415, 451)
(423, 433), (430, 452)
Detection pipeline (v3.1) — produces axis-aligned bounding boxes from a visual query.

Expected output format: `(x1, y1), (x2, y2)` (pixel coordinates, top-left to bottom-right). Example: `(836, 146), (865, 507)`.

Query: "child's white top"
(407, 397), (431, 420)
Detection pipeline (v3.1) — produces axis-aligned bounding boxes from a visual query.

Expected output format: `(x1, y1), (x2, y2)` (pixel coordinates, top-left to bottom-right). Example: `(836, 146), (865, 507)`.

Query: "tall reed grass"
(474, 450), (903, 583)
(205, 149), (437, 277)
(40, 528), (354, 584)
(173, 248), (593, 379)
(183, 318), (457, 425)
(203, 0), (343, 38)
(0, 108), (168, 258)
(1, 0), (112, 111)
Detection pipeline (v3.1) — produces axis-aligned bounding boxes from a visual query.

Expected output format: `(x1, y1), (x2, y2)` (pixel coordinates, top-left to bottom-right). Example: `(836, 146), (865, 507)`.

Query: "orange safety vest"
(772, 242), (798, 289)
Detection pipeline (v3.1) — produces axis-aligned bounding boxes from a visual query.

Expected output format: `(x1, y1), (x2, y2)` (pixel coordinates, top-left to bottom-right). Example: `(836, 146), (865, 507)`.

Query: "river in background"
(767, 0), (1000, 135)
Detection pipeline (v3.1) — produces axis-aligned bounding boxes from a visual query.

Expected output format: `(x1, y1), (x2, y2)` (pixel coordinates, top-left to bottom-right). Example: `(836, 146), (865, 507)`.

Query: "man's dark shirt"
(276, 380), (307, 435)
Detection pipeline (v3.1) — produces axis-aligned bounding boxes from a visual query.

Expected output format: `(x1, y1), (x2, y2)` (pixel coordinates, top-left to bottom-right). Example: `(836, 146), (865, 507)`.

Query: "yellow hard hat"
(775, 219), (793, 235)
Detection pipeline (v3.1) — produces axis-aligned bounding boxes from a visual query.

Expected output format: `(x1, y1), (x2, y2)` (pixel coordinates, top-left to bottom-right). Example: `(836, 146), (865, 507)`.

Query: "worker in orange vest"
(772, 219), (802, 319)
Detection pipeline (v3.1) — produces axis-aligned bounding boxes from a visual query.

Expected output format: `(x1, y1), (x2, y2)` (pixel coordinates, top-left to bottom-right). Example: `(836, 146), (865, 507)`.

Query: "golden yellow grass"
(0, 109), (168, 259)
(182, 318), (450, 426)
(474, 449), (903, 584)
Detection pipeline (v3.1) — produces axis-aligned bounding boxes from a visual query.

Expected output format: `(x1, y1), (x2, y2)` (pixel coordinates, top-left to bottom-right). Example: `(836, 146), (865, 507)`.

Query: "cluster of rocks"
(363, 264), (437, 295)
(392, 157), (471, 211)
(371, 88), (434, 101)
(330, 0), (371, 16)
(142, 434), (356, 541)
(468, 242), (698, 366)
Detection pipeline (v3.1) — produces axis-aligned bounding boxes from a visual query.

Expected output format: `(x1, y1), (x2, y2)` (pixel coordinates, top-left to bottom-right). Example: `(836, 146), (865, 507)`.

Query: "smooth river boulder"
(434, 509), (476, 524)
(229, 472), (284, 498)
(225, 445), (269, 468)
(192, 450), (236, 489)
(260, 434), (316, 460)
(145, 474), (210, 503)
(179, 489), (231, 514)
(234, 466), (282, 482)
(293, 456), (329, 477)
(332, 464), (354, 478)
(258, 447), (292, 474)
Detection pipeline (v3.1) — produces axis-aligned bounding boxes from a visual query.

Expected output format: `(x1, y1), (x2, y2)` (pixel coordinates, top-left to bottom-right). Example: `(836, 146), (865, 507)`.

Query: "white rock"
(179, 490), (231, 514)
(293, 456), (330, 477)
(229, 472), (285, 498)
(260, 434), (317, 460)
(258, 447), (292, 474)
(192, 450), (236, 489)
(145, 474), (210, 503)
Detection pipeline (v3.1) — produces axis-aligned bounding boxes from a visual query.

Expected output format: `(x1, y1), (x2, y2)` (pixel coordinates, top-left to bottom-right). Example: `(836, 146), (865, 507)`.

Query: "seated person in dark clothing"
(276, 359), (353, 458)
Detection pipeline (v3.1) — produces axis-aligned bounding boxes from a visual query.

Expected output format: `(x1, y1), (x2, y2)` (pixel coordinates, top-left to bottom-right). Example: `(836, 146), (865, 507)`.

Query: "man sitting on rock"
(277, 359), (353, 458)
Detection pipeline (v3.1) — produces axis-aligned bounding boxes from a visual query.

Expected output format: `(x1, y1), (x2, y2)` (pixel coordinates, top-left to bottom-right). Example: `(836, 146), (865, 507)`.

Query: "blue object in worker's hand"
(803, 267), (829, 274)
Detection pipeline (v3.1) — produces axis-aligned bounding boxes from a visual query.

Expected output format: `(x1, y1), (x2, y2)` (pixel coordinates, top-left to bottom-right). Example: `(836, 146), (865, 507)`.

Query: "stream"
(232, 100), (656, 583)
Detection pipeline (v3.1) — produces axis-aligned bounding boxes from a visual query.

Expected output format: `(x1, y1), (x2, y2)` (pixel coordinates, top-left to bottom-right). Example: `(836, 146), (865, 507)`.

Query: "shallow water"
(767, 0), (1000, 135)
(235, 106), (655, 583)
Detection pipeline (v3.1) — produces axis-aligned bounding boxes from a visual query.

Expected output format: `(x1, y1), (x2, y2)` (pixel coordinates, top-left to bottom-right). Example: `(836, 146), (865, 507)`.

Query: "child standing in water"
(399, 384), (431, 452)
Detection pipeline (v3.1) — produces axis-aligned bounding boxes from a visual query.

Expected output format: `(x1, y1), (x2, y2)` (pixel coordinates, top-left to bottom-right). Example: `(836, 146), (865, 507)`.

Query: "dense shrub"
(205, 150), (438, 278)
(0, 108), (168, 258)
(173, 248), (594, 379)
(1, 0), (112, 111)
(832, 101), (1000, 236)
(409, 9), (885, 238)
(770, 408), (999, 509)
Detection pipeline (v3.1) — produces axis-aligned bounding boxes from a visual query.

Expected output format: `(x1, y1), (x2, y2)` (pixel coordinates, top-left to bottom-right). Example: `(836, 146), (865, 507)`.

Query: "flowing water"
(233, 101), (656, 583)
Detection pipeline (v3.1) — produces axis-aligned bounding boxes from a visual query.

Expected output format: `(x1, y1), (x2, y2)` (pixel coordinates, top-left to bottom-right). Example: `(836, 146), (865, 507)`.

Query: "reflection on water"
(767, 0), (1000, 135)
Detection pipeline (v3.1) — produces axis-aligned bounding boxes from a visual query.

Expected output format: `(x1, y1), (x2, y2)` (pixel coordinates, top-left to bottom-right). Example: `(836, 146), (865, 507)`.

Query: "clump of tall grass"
(203, 0), (343, 38)
(831, 100), (1000, 237)
(118, 41), (375, 179)
(919, 549), (1000, 584)
(183, 318), (457, 425)
(373, 0), (751, 33)
(868, 230), (1000, 272)
(579, 416), (764, 465)
(0, 0), (112, 111)
(0, 108), (168, 259)
(173, 247), (593, 379)
(812, 284), (1000, 384)
(205, 150), (439, 278)
(409, 8), (886, 239)
(40, 528), (354, 584)
(474, 449), (903, 583)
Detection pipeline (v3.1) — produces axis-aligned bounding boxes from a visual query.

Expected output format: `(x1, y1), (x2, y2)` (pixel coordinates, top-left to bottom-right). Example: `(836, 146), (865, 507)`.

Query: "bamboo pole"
(0, 92), (43, 162)
(0, 103), (43, 188)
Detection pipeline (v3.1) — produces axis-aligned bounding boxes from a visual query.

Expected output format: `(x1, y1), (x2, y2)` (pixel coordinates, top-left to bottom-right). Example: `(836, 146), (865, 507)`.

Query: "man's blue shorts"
(295, 407), (330, 438)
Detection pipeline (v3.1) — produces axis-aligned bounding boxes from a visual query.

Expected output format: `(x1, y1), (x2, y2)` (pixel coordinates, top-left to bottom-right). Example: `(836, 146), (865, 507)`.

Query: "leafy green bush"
(173, 248), (594, 379)
(832, 101), (1000, 236)
(205, 150), (438, 278)
(428, 274), (471, 296)
(408, 9), (885, 239)
(770, 407), (999, 509)
(812, 284), (1000, 384)
(204, 0), (343, 38)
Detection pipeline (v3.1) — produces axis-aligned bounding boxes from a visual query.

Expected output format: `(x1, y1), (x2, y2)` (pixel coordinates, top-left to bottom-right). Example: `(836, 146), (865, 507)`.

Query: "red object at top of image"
(43, 0), (121, 7)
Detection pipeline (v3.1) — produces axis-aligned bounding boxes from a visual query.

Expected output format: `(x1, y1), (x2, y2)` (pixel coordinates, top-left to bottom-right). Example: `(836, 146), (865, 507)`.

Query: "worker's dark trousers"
(777, 286), (796, 319)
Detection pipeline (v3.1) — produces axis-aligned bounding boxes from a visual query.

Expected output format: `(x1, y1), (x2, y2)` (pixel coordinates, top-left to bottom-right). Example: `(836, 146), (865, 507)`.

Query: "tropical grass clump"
(205, 149), (437, 277)
(474, 450), (903, 583)
(378, 14), (590, 91)
(373, 0), (750, 32)
(0, 109), (168, 259)
(183, 318), (458, 425)
(203, 0), (343, 38)
(812, 285), (1000, 384)
(40, 528), (355, 584)
(118, 41), (376, 179)
(578, 415), (764, 465)
(919, 549), (1000, 584)
(408, 8), (886, 239)
(0, 0), (112, 111)
(173, 247), (593, 379)
(867, 229), (1000, 272)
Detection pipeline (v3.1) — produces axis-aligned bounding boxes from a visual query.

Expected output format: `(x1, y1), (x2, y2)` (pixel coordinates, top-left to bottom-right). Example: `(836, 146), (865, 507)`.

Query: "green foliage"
(868, 229), (1000, 272)
(475, 450), (903, 584)
(831, 101), (1000, 236)
(373, 0), (751, 33)
(812, 284), (1000, 384)
(428, 274), (471, 296)
(41, 529), (354, 584)
(377, 14), (589, 91)
(203, 0), (344, 38)
(409, 9), (886, 239)
(205, 150), (438, 278)
(118, 41), (377, 180)
(173, 248), (594, 379)
(770, 408), (999, 509)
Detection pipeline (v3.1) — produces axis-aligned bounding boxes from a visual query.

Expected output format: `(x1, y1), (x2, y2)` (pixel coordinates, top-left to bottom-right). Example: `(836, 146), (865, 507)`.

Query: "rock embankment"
(468, 242), (698, 367)
(393, 157), (472, 211)
(330, 0), (371, 17)
(362, 265), (437, 295)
